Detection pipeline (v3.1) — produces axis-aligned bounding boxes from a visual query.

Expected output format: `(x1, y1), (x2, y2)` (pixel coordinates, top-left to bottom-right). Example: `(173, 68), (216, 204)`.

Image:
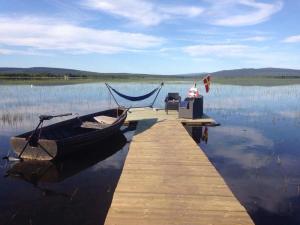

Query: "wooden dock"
(124, 107), (216, 125)
(105, 108), (254, 225)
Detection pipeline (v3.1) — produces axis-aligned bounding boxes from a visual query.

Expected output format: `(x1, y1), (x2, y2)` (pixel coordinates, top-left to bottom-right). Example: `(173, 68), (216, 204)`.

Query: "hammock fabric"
(106, 84), (159, 101)
(105, 83), (163, 108)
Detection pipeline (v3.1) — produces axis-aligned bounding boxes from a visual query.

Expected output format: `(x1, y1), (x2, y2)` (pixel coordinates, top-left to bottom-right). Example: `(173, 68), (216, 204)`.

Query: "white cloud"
(0, 16), (164, 54)
(159, 6), (204, 18)
(0, 48), (12, 55)
(243, 36), (269, 41)
(0, 48), (51, 56)
(81, 0), (163, 26)
(283, 35), (300, 43)
(209, 0), (283, 26)
(81, 0), (204, 26)
(182, 43), (300, 69)
(183, 44), (249, 57)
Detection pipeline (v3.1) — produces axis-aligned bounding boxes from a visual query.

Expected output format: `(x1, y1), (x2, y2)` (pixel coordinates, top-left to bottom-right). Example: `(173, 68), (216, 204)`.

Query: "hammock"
(108, 85), (158, 101)
(105, 83), (163, 108)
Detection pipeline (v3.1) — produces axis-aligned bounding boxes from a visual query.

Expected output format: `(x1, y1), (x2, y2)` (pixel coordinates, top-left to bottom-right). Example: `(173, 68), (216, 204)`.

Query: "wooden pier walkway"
(105, 109), (254, 225)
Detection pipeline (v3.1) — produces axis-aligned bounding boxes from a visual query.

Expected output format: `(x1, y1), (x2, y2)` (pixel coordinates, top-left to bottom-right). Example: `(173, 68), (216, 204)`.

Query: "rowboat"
(7, 131), (128, 184)
(10, 107), (127, 160)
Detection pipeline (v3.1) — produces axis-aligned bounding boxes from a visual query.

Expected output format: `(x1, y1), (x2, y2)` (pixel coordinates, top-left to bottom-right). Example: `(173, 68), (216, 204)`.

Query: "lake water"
(1, 82), (300, 225)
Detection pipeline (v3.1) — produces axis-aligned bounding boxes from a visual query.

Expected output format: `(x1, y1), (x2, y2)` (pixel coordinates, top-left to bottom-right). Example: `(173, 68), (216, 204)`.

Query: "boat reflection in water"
(185, 126), (209, 144)
(6, 131), (128, 188)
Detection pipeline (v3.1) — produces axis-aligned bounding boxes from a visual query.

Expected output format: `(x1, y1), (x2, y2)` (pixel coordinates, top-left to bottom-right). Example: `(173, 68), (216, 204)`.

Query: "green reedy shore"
(1, 75), (300, 86)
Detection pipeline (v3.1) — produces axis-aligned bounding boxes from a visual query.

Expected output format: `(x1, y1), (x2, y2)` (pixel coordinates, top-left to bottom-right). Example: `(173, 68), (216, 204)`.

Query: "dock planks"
(125, 108), (216, 125)
(105, 109), (254, 225)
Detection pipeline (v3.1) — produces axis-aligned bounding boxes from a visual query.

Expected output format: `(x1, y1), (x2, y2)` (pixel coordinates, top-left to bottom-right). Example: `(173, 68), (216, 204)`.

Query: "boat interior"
(16, 108), (125, 141)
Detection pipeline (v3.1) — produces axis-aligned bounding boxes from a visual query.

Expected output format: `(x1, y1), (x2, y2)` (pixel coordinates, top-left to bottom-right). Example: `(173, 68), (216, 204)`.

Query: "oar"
(38, 113), (72, 121)
(18, 113), (72, 159)
(3, 113), (73, 161)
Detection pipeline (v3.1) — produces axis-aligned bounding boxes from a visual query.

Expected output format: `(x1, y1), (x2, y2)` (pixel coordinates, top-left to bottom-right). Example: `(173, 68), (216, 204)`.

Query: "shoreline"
(1, 76), (300, 86)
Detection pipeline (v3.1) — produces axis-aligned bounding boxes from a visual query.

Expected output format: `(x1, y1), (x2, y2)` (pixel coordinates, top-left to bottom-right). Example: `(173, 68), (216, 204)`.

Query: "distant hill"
(0, 67), (167, 78)
(0, 67), (300, 78)
(0, 67), (99, 76)
(210, 68), (300, 77)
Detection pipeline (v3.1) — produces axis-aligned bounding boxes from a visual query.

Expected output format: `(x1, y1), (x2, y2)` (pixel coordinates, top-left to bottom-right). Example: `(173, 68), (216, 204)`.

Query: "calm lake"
(0, 82), (300, 225)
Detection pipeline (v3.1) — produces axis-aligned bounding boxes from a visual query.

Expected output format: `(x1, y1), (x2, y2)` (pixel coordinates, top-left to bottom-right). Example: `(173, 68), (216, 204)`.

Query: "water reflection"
(6, 131), (127, 185)
(194, 123), (300, 225)
(207, 126), (274, 169)
(0, 128), (133, 225)
(185, 126), (209, 144)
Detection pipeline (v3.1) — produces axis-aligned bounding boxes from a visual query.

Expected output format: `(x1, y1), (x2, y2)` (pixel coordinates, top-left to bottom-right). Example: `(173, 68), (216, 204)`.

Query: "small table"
(179, 96), (203, 119)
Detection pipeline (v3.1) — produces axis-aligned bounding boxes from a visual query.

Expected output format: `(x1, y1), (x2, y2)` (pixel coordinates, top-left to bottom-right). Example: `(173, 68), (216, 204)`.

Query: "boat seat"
(80, 121), (110, 130)
(80, 116), (116, 130)
(93, 116), (116, 125)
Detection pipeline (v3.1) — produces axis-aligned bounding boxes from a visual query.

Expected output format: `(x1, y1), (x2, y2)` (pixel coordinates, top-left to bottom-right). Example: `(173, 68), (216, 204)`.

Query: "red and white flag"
(188, 82), (199, 98)
(203, 75), (211, 93)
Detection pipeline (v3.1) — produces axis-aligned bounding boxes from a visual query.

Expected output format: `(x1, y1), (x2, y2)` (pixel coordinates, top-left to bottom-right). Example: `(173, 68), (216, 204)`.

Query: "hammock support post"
(105, 83), (120, 107)
(105, 83), (163, 108)
(150, 82), (164, 108)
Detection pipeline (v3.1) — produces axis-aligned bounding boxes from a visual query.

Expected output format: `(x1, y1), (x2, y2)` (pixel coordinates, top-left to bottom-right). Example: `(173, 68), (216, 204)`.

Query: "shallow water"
(1, 82), (300, 225)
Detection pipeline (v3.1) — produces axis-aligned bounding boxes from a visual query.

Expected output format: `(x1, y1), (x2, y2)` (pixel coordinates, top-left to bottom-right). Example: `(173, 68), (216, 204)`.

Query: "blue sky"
(0, 0), (300, 74)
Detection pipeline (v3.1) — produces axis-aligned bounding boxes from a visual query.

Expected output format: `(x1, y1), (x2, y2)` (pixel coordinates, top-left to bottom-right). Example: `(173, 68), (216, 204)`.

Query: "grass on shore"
(1, 75), (300, 86)
(212, 76), (300, 86)
(0, 76), (194, 85)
